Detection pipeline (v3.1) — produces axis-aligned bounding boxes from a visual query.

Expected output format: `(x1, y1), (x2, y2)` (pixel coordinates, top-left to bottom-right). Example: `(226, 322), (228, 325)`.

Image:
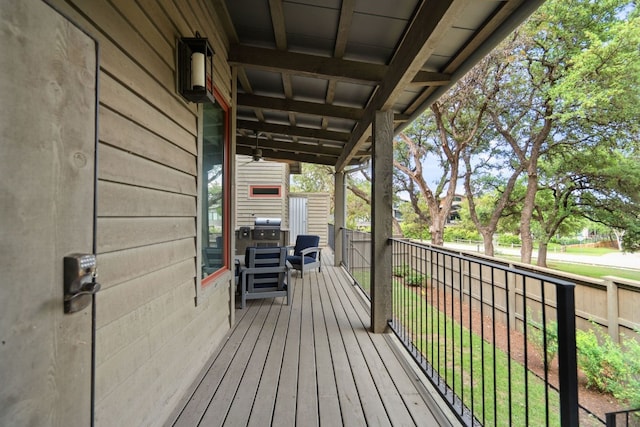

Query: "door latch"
(63, 254), (101, 314)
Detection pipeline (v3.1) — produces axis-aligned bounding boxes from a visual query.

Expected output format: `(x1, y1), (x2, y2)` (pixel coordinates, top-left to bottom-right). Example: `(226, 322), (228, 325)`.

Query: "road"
(442, 242), (640, 270)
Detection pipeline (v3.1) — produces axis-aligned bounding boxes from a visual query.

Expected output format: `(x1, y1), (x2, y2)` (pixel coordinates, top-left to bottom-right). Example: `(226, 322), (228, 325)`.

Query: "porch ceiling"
(218, 0), (544, 171)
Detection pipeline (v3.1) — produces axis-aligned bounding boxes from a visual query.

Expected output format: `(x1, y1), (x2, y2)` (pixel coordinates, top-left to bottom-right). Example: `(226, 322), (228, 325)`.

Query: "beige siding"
(290, 192), (331, 246)
(236, 157), (288, 226)
(47, 0), (233, 425)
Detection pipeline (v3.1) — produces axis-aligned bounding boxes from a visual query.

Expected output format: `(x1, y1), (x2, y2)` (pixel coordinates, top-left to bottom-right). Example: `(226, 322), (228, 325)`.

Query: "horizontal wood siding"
(236, 157), (287, 226)
(47, 0), (233, 425)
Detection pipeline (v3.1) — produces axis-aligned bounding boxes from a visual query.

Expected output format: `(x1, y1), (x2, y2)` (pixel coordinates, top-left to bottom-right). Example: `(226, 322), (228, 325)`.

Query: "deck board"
(168, 253), (458, 427)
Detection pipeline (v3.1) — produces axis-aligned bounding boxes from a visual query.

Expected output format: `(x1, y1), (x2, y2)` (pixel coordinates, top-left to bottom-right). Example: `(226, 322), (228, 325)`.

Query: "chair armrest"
(299, 246), (321, 257)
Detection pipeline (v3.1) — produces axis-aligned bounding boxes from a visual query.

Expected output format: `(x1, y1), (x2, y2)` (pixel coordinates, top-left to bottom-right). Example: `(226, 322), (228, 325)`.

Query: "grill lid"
(254, 217), (281, 227)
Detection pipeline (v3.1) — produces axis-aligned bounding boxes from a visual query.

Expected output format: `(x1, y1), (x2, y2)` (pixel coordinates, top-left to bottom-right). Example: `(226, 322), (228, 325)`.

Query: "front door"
(0, 1), (98, 426)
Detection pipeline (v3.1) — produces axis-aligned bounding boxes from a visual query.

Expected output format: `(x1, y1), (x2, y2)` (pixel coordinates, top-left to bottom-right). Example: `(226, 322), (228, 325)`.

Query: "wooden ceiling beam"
(236, 146), (338, 166)
(237, 93), (363, 120)
(237, 120), (350, 142)
(236, 136), (343, 157)
(229, 45), (386, 84)
(411, 71), (451, 87)
(335, 0), (470, 171)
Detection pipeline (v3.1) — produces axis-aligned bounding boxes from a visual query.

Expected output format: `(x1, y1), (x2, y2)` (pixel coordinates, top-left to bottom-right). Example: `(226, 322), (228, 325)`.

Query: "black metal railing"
(341, 228), (372, 298)
(337, 228), (590, 426)
(606, 408), (640, 427)
(389, 238), (579, 426)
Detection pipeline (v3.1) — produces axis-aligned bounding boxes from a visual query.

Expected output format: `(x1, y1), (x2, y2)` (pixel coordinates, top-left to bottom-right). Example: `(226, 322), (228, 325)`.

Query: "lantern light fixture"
(177, 32), (215, 103)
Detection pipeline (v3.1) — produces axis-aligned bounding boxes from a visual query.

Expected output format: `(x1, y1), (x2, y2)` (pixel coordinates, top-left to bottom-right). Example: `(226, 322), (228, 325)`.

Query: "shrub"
(575, 327), (626, 395)
(443, 226), (480, 242)
(615, 331), (640, 408)
(392, 263), (429, 286)
(393, 264), (411, 277)
(526, 311), (559, 364)
(405, 271), (427, 287)
(497, 233), (521, 246)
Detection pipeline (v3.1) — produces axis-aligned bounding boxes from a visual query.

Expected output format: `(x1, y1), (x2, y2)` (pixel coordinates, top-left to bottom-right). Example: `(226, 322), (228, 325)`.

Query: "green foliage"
(290, 163), (334, 193)
(574, 325), (640, 409)
(400, 220), (431, 240)
(443, 225), (480, 242)
(405, 271), (427, 287)
(622, 221), (640, 253)
(576, 328), (625, 393)
(393, 264), (411, 277)
(616, 333), (640, 408)
(497, 233), (521, 246)
(526, 310), (559, 364)
(392, 263), (428, 286)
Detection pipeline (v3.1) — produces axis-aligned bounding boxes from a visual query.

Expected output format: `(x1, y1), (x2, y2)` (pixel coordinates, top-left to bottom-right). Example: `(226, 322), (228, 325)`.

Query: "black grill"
(253, 218), (281, 240)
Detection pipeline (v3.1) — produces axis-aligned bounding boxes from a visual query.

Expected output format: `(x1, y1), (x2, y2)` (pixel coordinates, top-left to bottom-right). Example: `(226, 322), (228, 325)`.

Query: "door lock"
(63, 254), (101, 314)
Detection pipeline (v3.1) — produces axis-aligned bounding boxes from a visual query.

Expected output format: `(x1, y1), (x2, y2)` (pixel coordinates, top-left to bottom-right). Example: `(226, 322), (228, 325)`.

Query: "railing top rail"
(391, 237), (575, 289)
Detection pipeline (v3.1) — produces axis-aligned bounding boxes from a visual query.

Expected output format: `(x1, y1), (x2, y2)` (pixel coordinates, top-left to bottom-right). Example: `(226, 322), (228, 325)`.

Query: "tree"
(575, 149), (640, 252)
(484, 0), (640, 263)
(395, 60), (490, 245)
(530, 160), (585, 267)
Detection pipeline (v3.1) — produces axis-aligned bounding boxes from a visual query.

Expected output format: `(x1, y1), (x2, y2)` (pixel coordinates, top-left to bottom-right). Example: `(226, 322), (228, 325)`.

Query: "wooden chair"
(286, 235), (321, 282)
(239, 246), (291, 309)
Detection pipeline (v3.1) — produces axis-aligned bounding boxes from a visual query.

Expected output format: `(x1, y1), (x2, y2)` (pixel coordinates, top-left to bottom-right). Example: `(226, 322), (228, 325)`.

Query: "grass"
(351, 268), (370, 294)
(558, 246), (617, 256)
(394, 282), (560, 426)
(546, 261), (640, 282)
(497, 253), (640, 281)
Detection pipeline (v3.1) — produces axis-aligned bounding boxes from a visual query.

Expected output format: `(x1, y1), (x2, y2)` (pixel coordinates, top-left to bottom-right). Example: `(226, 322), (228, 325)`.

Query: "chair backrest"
(203, 247), (222, 268)
(293, 235), (320, 258)
(245, 246), (287, 288)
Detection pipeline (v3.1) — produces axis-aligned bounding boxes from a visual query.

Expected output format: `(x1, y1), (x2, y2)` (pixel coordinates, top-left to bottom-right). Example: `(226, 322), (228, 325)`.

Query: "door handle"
(63, 254), (101, 314)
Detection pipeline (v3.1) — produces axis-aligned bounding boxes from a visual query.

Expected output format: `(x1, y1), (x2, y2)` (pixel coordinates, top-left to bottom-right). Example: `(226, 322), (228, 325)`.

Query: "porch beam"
(236, 136), (344, 157)
(237, 93), (363, 120)
(230, 45), (453, 88)
(411, 71), (451, 87)
(371, 110), (394, 333)
(334, 171), (346, 266)
(237, 120), (350, 143)
(229, 45), (385, 84)
(335, 0), (464, 171)
(236, 146), (338, 166)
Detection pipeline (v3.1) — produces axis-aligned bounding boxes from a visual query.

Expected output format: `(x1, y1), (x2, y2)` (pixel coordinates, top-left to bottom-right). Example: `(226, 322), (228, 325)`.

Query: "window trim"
(201, 89), (231, 288)
(249, 185), (282, 198)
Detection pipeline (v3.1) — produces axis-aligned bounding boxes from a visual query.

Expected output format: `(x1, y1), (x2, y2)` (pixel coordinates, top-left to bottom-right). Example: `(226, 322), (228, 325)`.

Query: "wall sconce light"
(177, 32), (215, 103)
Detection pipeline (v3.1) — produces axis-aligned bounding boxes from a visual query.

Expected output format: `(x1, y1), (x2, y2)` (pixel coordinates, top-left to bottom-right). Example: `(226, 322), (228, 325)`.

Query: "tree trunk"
(481, 230), (495, 257)
(430, 224), (445, 246)
(537, 241), (549, 267)
(520, 169), (538, 264)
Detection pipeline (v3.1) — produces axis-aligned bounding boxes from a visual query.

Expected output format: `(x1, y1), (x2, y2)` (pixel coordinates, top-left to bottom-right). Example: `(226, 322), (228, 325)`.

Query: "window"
(201, 93), (229, 283)
(250, 185), (281, 198)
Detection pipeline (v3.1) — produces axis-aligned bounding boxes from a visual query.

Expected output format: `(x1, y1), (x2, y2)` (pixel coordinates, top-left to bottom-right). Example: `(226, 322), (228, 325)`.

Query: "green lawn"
(497, 254), (640, 281)
(546, 261), (640, 281)
(559, 246), (618, 256)
(351, 269), (370, 293)
(394, 282), (560, 426)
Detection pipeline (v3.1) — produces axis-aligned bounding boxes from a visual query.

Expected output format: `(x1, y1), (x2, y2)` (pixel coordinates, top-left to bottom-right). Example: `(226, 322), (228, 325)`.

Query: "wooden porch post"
(334, 171), (346, 266)
(371, 110), (393, 333)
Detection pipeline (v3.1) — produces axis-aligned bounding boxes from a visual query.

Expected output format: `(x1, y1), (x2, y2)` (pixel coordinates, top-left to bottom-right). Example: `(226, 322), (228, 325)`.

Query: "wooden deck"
(166, 254), (459, 427)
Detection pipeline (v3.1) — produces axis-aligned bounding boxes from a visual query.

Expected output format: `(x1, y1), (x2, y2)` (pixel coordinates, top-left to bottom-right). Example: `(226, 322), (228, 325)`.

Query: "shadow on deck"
(166, 251), (460, 426)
